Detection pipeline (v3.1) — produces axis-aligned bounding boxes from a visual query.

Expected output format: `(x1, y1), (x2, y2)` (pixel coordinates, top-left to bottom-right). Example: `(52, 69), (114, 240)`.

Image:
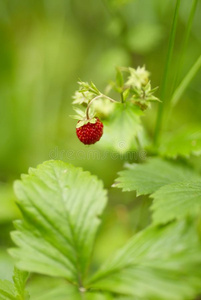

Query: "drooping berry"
(76, 118), (103, 145)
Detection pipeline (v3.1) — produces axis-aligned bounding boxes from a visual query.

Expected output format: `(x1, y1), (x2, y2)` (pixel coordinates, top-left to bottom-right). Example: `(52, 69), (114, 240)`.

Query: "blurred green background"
(0, 0), (200, 292)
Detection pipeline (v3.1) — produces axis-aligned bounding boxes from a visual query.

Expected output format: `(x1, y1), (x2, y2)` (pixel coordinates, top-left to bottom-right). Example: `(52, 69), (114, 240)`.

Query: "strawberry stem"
(86, 94), (117, 120)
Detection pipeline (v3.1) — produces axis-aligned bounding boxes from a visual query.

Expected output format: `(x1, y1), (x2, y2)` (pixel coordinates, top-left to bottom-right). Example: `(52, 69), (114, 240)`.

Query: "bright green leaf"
(27, 276), (81, 300)
(28, 275), (114, 300)
(0, 184), (20, 224)
(116, 68), (124, 88)
(89, 220), (201, 300)
(12, 268), (29, 300)
(114, 157), (200, 195)
(0, 268), (29, 300)
(0, 280), (16, 300)
(158, 125), (201, 158)
(9, 161), (107, 285)
(99, 102), (143, 153)
(151, 180), (201, 224)
(85, 292), (114, 300)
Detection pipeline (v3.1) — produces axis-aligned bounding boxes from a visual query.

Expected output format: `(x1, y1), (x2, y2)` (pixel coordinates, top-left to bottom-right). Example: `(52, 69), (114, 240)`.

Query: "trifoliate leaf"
(114, 157), (201, 195)
(88, 219), (201, 300)
(99, 102), (143, 153)
(158, 125), (201, 158)
(9, 161), (107, 285)
(0, 267), (29, 300)
(151, 181), (201, 224)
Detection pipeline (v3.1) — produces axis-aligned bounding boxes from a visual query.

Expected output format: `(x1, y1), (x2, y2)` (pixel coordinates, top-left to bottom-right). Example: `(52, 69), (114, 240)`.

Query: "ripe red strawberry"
(76, 118), (103, 145)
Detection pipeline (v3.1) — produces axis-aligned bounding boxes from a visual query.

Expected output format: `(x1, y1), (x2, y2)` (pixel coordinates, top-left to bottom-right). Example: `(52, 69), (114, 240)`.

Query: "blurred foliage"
(0, 0), (200, 296)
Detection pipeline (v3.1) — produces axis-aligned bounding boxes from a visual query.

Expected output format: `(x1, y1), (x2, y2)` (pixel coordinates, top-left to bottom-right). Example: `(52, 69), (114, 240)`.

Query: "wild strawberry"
(76, 118), (103, 145)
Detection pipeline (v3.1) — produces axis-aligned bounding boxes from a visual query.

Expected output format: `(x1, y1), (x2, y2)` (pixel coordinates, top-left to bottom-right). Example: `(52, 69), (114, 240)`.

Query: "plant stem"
(121, 92), (124, 103)
(153, 0), (181, 147)
(86, 94), (117, 119)
(172, 0), (198, 94)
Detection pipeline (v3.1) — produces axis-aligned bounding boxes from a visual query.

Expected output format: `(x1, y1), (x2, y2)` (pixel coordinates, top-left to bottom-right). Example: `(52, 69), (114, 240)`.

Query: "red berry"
(76, 118), (103, 145)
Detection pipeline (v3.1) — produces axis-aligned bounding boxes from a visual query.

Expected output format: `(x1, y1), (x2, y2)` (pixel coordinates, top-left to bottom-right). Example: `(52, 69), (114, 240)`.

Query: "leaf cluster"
(2, 160), (201, 300)
(71, 66), (159, 123)
(114, 157), (201, 224)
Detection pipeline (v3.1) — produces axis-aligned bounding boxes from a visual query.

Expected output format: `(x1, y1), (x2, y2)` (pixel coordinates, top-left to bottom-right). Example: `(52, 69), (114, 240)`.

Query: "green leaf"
(9, 161), (107, 285)
(116, 68), (124, 88)
(122, 88), (130, 102)
(28, 276), (114, 300)
(27, 276), (81, 300)
(85, 293), (114, 300)
(99, 102), (143, 153)
(114, 157), (200, 195)
(0, 280), (16, 300)
(90, 81), (101, 95)
(0, 184), (20, 224)
(151, 180), (201, 224)
(0, 268), (29, 300)
(12, 268), (29, 300)
(89, 220), (201, 300)
(158, 125), (201, 158)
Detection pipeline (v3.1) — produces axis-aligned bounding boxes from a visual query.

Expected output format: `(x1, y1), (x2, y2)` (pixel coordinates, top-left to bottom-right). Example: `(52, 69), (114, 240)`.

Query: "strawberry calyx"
(76, 118), (97, 129)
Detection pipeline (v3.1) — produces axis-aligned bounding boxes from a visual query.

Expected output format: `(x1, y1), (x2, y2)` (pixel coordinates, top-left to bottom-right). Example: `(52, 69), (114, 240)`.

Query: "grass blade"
(170, 54), (201, 107)
(154, 0), (181, 146)
(172, 0), (198, 92)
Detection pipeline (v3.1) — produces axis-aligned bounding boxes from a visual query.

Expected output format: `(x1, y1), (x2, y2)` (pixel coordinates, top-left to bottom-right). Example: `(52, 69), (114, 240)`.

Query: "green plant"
(1, 1), (201, 299)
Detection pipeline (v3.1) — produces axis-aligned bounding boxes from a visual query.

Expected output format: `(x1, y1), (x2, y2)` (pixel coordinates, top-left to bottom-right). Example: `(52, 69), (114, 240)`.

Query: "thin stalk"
(153, 0), (181, 146)
(121, 92), (124, 103)
(79, 287), (86, 300)
(86, 94), (117, 119)
(172, 0), (198, 93)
